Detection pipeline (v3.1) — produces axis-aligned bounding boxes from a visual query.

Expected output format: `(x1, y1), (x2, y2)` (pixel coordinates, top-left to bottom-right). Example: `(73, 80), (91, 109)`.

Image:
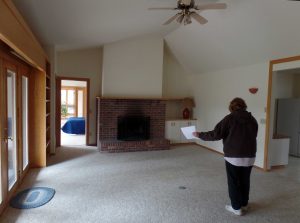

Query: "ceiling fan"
(149, 0), (227, 25)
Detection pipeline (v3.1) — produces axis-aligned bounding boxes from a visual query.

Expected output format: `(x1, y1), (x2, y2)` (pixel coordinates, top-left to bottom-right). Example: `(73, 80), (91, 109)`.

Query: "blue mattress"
(61, 117), (85, 134)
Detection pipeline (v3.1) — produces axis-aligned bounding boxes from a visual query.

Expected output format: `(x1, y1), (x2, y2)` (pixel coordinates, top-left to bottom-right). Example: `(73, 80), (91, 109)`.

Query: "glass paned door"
(7, 70), (17, 190)
(22, 76), (29, 170)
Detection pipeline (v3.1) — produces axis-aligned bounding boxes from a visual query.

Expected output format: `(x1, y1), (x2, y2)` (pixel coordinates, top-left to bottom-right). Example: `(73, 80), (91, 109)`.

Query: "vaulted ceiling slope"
(12, 0), (300, 74)
(165, 0), (300, 73)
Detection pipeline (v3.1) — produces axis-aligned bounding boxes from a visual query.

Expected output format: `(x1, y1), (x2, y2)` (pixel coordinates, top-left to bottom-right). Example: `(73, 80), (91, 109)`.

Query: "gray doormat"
(10, 187), (55, 209)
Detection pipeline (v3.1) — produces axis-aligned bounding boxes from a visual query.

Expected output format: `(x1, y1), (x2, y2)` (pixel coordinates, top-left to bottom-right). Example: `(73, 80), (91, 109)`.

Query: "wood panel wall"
(0, 0), (47, 70)
(28, 68), (46, 167)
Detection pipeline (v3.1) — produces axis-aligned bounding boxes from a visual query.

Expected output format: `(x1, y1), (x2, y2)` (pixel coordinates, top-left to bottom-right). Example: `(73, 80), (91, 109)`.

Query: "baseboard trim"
(271, 165), (286, 170)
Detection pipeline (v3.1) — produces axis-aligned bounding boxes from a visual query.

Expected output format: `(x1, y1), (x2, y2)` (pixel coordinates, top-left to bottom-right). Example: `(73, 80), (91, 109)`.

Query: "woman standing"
(193, 97), (258, 216)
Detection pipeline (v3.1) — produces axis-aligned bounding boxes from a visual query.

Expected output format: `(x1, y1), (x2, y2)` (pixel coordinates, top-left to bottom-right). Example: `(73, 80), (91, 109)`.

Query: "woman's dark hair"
(229, 97), (247, 112)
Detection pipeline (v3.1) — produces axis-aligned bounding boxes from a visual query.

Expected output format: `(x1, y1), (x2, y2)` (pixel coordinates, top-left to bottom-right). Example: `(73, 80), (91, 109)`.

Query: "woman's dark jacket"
(198, 110), (258, 158)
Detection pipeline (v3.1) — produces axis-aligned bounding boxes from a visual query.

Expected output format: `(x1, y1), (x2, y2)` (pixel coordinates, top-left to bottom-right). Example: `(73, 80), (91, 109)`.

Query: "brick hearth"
(97, 98), (170, 152)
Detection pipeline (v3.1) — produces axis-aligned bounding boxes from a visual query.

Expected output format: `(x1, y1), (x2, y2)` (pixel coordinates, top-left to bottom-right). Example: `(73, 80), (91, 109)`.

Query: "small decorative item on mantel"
(182, 97), (195, 119)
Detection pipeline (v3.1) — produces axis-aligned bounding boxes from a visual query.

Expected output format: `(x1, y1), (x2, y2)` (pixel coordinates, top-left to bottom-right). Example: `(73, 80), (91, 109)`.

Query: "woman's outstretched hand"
(192, 132), (199, 138)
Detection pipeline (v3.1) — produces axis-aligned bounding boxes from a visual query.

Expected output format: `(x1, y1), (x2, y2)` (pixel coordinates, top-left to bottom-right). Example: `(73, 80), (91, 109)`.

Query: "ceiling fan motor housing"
(149, 1), (226, 26)
(177, 0), (195, 10)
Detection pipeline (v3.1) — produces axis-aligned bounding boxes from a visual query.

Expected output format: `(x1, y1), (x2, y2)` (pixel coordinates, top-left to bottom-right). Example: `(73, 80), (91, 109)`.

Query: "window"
(61, 89), (76, 118)
(61, 87), (86, 118)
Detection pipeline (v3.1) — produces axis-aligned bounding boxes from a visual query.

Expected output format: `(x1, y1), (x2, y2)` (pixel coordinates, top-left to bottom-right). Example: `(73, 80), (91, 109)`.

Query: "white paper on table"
(181, 126), (197, 139)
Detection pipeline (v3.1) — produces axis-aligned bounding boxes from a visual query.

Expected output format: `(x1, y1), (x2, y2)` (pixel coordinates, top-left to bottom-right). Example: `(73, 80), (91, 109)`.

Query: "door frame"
(264, 55), (300, 170)
(5, 61), (18, 191)
(56, 76), (90, 147)
(0, 47), (31, 214)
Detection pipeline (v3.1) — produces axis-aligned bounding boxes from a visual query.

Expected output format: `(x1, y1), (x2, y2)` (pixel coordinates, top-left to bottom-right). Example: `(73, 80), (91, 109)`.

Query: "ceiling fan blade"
(190, 12), (208, 24)
(184, 14), (192, 25)
(194, 3), (227, 10)
(148, 7), (178, 10)
(176, 14), (185, 24)
(163, 13), (181, 25)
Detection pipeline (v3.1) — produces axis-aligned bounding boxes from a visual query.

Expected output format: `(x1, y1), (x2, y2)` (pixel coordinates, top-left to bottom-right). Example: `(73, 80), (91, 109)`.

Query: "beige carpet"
(61, 131), (85, 146)
(0, 145), (300, 223)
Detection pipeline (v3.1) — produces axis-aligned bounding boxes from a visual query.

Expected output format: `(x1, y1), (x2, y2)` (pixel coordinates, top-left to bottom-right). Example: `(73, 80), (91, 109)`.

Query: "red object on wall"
(183, 108), (190, 119)
(249, 87), (258, 94)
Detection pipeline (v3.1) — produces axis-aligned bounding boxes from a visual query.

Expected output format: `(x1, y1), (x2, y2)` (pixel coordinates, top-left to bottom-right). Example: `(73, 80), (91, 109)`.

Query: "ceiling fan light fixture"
(150, 0), (227, 26)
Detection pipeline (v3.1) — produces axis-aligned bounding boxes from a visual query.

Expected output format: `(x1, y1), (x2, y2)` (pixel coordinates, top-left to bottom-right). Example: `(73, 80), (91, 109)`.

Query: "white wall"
(163, 44), (193, 119)
(102, 35), (164, 97)
(270, 71), (294, 135)
(162, 44), (192, 98)
(189, 63), (269, 168)
(57, 47), (103, 145)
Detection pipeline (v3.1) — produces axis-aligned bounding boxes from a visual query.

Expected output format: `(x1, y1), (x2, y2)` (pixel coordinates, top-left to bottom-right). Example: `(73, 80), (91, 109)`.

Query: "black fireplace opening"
(117, 116), (150, 141)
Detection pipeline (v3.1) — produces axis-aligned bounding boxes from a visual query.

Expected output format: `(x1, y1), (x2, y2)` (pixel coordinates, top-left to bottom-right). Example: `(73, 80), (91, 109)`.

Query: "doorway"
(265, 56), (300, 170)
(56, 77), (90, 147)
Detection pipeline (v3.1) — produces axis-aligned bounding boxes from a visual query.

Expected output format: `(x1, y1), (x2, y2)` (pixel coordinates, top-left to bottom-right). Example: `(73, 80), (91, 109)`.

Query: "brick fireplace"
(97, 98), (170, 152)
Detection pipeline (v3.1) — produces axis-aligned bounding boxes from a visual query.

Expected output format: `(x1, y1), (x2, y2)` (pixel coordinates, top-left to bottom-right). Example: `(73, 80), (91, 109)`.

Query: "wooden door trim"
(56, 76), (90, 146)
(264, 55), (300, 170)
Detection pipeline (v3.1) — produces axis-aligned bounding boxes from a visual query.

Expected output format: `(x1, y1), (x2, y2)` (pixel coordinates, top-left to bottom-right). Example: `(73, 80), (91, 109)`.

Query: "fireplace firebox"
(97, 98), (170, 152)
(117, 116), (150, 141)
